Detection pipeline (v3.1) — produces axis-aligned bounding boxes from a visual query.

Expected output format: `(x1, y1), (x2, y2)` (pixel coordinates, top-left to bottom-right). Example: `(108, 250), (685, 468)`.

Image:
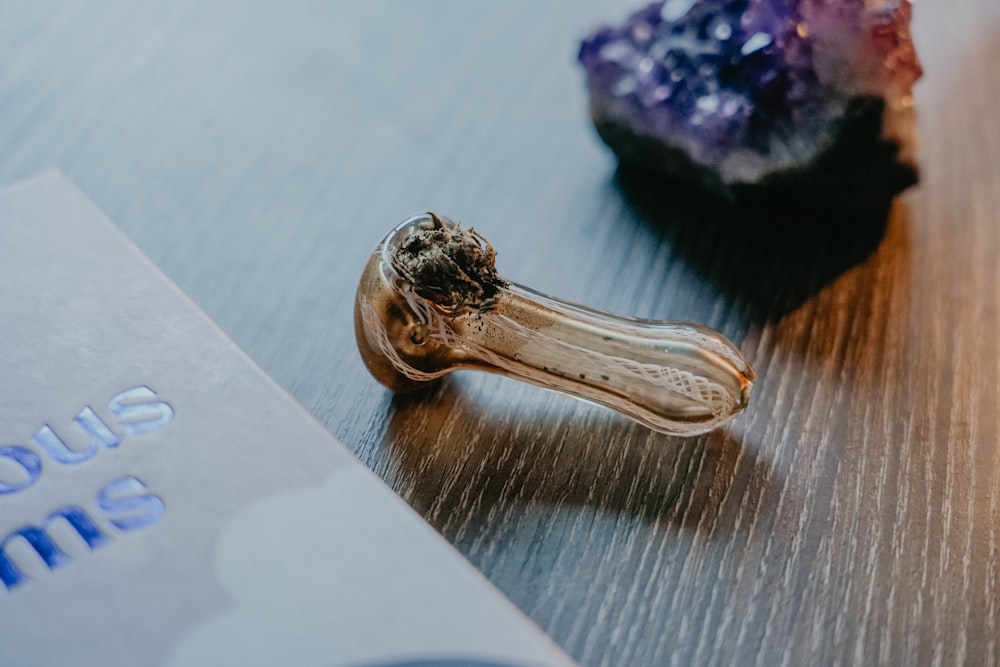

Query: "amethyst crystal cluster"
(579, 0), (922, 207)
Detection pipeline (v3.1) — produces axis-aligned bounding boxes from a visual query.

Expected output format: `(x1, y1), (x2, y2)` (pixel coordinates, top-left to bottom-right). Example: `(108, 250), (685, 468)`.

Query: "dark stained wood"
(1, 1), (997, 664)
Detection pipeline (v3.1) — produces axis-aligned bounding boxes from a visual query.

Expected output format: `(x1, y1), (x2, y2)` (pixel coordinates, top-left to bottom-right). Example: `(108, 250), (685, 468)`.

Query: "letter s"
(108, 386), (174, 435)
(97, 477), (165, 531)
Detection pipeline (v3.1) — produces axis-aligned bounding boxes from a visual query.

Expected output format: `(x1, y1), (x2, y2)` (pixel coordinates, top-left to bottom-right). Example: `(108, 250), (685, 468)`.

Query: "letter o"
(0, 446), (42, 495)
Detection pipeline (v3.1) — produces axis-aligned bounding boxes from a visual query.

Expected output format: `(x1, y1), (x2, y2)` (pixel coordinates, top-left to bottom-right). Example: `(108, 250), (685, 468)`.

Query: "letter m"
(0, 507), (109, 591)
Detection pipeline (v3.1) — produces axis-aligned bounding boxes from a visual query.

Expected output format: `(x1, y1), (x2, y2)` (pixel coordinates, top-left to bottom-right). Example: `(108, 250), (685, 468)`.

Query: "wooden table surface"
(2, 2), (998, 665)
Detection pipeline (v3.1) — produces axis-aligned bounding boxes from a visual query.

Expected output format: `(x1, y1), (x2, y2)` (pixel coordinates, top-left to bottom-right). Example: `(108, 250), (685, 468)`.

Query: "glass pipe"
(354, 213), (754, 436)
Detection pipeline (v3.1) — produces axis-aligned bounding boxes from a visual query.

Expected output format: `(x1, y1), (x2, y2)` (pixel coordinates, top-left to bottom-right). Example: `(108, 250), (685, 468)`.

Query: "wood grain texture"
(1, 1), (998, 665)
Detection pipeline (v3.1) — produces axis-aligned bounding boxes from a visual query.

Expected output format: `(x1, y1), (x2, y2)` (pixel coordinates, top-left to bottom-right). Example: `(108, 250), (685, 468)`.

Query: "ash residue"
(392, 215), (507, 310)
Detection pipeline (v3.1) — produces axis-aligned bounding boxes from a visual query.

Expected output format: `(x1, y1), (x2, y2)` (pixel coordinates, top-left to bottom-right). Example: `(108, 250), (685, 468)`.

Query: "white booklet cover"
(0, 172), (577, 667)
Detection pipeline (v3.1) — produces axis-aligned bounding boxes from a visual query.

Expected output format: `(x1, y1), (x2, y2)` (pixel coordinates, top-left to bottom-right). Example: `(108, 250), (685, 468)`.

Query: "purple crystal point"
(579, 0), (922, 207)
